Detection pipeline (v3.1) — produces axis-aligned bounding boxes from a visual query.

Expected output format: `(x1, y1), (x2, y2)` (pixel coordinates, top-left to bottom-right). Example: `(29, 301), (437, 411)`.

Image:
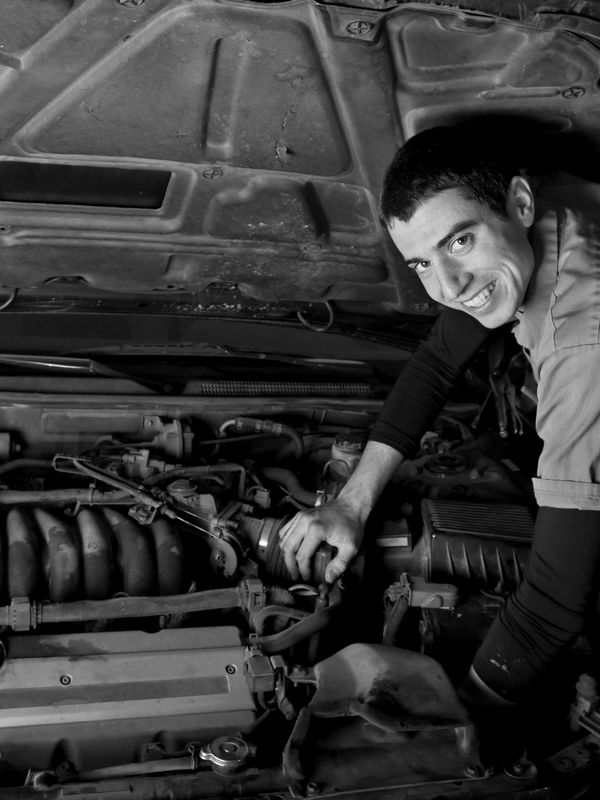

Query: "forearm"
(336, 440), (404, 524)
(473, 506), (600, 702)
(371, 308), (494, 456)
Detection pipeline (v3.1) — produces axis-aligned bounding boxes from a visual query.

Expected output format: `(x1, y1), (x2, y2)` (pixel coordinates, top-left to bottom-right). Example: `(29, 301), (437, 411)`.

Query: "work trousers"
(472, 507), (600, 703)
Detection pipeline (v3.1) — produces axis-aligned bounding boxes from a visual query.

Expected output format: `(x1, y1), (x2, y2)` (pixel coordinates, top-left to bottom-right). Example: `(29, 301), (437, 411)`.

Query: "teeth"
(464, 281), (496, 309)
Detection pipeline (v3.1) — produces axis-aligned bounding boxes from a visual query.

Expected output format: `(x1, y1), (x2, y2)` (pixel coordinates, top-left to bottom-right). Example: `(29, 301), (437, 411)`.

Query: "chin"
(470, 306), (512, 329)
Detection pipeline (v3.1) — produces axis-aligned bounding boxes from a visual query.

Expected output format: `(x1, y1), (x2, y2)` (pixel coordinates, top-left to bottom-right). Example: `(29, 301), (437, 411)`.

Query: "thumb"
(325, 543), (354, 583)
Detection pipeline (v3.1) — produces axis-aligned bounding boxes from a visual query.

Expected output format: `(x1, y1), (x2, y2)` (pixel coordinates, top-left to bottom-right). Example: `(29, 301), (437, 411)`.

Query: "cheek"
(418, 273), (439, 295)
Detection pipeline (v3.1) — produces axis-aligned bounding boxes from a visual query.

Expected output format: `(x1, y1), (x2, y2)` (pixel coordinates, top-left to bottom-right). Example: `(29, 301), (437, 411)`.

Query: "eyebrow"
(404, 218), (479, 266)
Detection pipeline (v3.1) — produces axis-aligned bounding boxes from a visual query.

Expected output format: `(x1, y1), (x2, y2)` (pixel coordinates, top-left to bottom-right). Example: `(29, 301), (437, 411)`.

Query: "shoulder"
(532, 172), (600, 218)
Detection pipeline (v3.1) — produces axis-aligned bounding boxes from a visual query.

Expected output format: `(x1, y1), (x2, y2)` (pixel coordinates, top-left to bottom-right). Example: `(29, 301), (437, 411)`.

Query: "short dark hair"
(379, 126), (521, 225)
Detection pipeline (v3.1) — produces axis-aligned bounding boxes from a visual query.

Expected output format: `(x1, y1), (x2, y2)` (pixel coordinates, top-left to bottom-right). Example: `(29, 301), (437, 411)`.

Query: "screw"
(225, 664), (237, 675)
(306, 783), (320, 795)
(118, 0), (145, 6)
(213, 550), (225, 563)
(59, 674), (72, 686)
(562, 86), (585, 99)
(464, 764), (483, 778)
(203, 167), (224, 180)
(301, 242), (321, 254)
(346, 20), (373, 36)
(505, 756), (537, 780)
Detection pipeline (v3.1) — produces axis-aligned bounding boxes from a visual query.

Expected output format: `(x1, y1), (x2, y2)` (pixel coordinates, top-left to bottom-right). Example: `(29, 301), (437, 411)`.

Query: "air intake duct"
(238, 515), (332, 585)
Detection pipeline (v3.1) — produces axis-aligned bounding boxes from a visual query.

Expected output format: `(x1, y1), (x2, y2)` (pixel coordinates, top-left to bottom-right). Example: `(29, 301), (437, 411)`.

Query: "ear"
(507, 176), (535, 228)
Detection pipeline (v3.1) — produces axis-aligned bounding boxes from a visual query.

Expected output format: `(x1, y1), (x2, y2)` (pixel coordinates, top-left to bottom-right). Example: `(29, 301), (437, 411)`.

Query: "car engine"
(0, 382), (564, 798)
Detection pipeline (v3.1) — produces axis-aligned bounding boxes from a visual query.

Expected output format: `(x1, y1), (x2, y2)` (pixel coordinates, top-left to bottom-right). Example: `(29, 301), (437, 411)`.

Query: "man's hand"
(278, 497), (365, 584)
(278, 440), (405, 584)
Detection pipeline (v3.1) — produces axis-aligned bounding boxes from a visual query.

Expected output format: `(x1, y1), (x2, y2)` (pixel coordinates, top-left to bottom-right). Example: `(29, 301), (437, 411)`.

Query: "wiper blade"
(68, 343), (368, 371)
(0, 354), (164, 392)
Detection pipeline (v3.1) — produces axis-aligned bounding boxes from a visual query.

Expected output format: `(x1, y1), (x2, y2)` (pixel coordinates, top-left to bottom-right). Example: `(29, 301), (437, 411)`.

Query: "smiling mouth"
(463, 281), (497, 310)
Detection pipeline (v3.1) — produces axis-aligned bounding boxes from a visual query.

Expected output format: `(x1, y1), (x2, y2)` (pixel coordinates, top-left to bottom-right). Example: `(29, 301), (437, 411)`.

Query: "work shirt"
(370, 174), (600, 511)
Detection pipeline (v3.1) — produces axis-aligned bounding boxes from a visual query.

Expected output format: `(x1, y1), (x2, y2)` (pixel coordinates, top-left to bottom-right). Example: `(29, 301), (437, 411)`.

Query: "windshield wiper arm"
(68, 343), (368, 372)
(0, 354), (165, 392)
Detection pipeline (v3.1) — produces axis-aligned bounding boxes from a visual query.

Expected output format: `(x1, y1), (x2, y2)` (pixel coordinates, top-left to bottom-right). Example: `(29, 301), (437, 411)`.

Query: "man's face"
(386, 178), (535, 329)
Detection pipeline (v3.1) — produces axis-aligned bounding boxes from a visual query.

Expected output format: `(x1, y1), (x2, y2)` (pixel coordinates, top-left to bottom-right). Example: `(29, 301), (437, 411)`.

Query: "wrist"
(334, 490), (372, 526)
(335, 440), (403, 520)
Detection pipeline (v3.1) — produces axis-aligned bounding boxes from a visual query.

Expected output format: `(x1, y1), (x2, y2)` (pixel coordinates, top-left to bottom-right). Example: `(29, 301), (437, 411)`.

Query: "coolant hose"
(252, 604), (310, 635)
(252, 586), (342, 654)
(261, 467), (318, 506)
(253, 603), (340, 654)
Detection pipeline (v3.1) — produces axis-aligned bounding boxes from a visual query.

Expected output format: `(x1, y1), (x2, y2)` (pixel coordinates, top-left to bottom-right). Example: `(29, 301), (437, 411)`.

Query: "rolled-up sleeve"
(533, 344), (600, 509)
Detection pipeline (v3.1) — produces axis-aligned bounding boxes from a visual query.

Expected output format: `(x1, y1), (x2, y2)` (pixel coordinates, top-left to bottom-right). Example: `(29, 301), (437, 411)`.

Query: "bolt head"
(346, 20), (373, 36)
(562, 86), (585, 99)
(203, 167), (224, 180)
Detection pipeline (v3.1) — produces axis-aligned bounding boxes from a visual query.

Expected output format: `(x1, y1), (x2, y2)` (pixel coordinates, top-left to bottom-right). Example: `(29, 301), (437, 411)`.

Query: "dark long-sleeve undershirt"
(368, 307), (600, 701)
(369, 307), (493, 457)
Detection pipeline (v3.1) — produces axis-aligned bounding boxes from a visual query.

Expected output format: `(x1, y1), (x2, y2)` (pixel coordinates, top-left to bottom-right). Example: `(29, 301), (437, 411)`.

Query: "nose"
(435, 257), (471, 302)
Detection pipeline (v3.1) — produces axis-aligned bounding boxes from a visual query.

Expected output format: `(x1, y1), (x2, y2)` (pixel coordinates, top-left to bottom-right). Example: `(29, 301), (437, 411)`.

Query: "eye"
(449, 233), (473, 254)
(407, 260), (431, 275)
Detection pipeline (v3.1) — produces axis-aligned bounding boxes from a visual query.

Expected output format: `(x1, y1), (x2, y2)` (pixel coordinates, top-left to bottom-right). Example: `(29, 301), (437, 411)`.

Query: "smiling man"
(279, 126), (600, 719)
(387, 178), (535, 328)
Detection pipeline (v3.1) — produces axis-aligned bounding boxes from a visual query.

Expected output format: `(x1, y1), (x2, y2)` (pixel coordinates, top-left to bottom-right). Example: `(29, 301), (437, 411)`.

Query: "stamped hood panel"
(0, 0), (599, 309)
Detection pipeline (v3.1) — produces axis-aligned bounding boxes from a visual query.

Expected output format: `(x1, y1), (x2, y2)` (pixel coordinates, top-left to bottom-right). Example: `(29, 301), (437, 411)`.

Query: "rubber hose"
(261, 468), (317, 506)
(253, 603), (339, 654)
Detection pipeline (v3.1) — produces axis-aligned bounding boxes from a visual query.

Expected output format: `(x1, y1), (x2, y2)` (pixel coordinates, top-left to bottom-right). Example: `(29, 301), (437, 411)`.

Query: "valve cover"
(0, 626), (255, 774)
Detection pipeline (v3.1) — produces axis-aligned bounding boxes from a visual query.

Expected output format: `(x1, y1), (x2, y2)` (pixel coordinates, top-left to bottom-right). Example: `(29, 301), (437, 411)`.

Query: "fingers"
(295, 529), (324, 581)
(325, 540), (357, 584)
(278, 510), (321, 582)
(278, 507), (359, 583)
(325, 556), (349, 584)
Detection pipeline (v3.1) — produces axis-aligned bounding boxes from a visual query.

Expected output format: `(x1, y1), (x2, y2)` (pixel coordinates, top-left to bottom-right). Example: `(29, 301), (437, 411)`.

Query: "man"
(278, 126), (600, 709)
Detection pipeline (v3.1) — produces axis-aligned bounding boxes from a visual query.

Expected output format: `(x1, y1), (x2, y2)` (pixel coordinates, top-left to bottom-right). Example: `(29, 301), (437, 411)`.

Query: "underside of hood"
(1, 0), (600, 310)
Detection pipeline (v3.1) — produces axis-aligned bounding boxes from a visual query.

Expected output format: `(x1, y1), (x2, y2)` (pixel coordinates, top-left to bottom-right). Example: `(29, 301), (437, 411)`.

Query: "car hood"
(2, 0), (600, 316)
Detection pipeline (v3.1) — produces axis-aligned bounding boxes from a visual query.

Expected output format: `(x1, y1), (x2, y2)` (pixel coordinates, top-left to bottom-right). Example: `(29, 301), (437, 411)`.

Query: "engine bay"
(0, 384), (595, 798)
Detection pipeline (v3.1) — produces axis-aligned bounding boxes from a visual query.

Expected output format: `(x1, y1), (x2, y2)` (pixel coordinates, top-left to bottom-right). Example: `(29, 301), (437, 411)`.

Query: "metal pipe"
(219, 417), (304, 458)
(34, 508), (80, 602)
(77, 508), (113, 600)
(103, 507), (156, 596)
(0, 588), (241, 630)
(0, 489), (131, 505)
(6, 508), (38, 598)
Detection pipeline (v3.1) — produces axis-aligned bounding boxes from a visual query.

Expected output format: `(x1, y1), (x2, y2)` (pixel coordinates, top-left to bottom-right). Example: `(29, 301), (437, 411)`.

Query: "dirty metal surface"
(0, 626), (255, 774)
(311, 643), (469, 728)
(0, 0), (599, 310)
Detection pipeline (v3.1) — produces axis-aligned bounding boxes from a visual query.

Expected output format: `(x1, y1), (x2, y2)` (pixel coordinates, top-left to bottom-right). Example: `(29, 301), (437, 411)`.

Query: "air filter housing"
(417, 500), (534, 594)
